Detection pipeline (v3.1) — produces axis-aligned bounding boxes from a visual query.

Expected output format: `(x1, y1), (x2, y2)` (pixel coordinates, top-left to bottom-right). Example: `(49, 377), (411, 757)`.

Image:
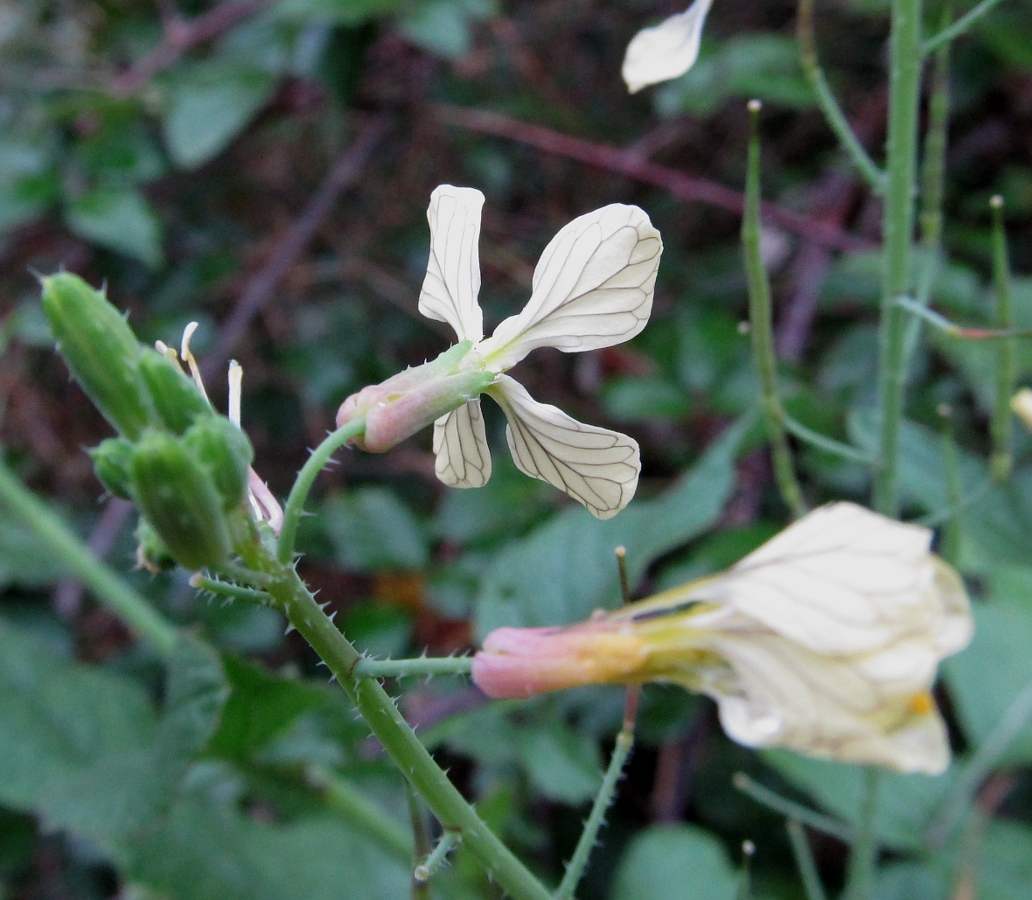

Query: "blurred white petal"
(487, 375), (639, 519)
(433, 399), (492, 488)
(481, 204), (661, 371)
(622, 0), (715, 93)
(418, 185), (485, 342)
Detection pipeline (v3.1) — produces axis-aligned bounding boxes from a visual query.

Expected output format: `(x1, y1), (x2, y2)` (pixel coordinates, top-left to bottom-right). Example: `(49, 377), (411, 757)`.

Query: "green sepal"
(134, 518), (176, 572)
(130, 431), (232, 571)
(41, 273), (152, 439)
(89, 437), (136, 500)
(139, 348), (213, 435)
(184, 417), (254, 510)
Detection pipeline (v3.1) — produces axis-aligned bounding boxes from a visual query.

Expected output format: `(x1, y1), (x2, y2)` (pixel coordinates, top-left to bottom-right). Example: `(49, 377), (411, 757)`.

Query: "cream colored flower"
(342, 185), (663, 520)
(473, 503), (973, 774)
(622, 0), (715, 93)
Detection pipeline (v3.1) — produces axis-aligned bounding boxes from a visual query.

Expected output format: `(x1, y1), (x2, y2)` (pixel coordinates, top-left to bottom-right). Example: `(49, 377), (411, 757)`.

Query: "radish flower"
(622, 0), (715, 93)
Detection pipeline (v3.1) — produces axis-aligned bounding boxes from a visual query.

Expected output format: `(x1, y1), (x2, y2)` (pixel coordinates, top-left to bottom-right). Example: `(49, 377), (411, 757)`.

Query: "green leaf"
(398, 0), (496, 60)
(516, 725), (602, 804)
(476, 416), (751, 634)
(975, 820), (1032, 900)
(611, 824), (738, 900)
(0, 517), (71, 587)
(762, 750), (953, 851)
(322, 487), (429, 571)
(208, 655), (329, 761)
(65, 185), (163, 267)
(872, 863), (947, 900)
(0, 619), (226, 847)
(270, 0), (403, 22)
(162, 61), (277, 169)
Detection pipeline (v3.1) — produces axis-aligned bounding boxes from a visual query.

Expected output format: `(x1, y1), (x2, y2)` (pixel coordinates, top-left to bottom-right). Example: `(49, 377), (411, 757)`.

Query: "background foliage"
(2, 0), (1032, 897)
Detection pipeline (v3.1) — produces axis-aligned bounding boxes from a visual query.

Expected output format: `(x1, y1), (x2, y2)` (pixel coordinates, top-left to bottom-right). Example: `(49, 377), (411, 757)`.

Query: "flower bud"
(138, 348), (213, 435)
(336, 342), (494, 452)
(89, 437), (136, 500)
(134, 518), (176, 572)
(129, 431), (232, 571)
(183, 416), (254, 511)
(41, 273), (152, 439)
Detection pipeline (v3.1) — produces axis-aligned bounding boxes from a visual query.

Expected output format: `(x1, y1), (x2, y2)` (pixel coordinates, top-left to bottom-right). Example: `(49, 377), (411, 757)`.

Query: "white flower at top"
(622, 0), (715, 94)
(415, 185), (663, 519)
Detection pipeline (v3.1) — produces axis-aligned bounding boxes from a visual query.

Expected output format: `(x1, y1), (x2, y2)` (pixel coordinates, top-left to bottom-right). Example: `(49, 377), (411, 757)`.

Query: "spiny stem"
(0, 461), (178, 657)
(354, 657), (475, 679)
(415, 830), (462, 883)
(989, 195), (1016, 482)
(277, 418), (366, 563)
(742, 100), (807, 518)
(797, 0), (884, 192)
(189, 573), (273, 604)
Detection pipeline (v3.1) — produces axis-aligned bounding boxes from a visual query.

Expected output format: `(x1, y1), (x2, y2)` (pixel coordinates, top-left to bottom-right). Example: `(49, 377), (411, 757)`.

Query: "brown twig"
(435, 105), (874, 254)
(111, 0), (268, 96)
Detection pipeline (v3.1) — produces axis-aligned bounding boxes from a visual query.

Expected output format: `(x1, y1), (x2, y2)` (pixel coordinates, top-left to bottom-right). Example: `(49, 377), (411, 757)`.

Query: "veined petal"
(418, 185), (485, 342)
(651, 503), (973, 657)
(433, 399), (492, 488)
(487, 375), (639, 520)
(480, 204), (661, 371)
(622, 0), (715, 94)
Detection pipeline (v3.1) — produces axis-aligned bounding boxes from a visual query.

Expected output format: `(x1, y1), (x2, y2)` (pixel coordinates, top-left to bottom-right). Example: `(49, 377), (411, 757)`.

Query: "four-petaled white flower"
(417, 185), (663, 519)
(473, 503), (973, 774)
(622, 0), (715, 94)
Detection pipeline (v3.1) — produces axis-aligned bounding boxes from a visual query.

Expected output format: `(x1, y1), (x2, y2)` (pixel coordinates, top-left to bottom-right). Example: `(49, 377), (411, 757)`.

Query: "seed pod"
(130, 431), (232, 571)
(89, 437), (136, 500)
(40, 273), (152, 439)
(139, 348), (213, 434)
(184, 416), (254, 510)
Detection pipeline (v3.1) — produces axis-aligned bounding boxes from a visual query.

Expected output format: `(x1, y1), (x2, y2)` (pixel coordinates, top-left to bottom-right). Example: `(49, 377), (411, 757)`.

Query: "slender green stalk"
(354, 657), (475, 679)
(742, 101), (806, 518)
(786, 820), (829, 900)
(990, 196), (1016, 482)
(277, 419), (365, 562)
(783, 416), (873, 463)
(190, 573), (273, 604)
(0, 460), (178, 657)
(873, 0), (925, 518)
(735, 841), (755, 900)
(732, 773), (854, 843)
(797, 0), (884, 192)
(555, 727), (634, 899)
(306, 764), (413, 862)
(408, 784), (433, 900)
(843, 768), (881, 900)
(939, 414), (964, 566)
(415, 830), (462, 883)
(923, 0), (1011, 53)
(266, 565), (552, 900)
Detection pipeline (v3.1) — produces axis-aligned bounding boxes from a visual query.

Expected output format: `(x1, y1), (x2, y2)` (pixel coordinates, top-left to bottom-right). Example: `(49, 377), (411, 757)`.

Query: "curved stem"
(0, 460), (178, 658)
(277, 418), (365, 563)
(923, 0), (1010, 53)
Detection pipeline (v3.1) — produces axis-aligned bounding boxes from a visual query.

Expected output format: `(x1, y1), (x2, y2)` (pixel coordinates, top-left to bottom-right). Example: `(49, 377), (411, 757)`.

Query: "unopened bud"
(134, 518), (176, 573)
(89, 437), (136, 500)
(184, 416), (254, 510)
(41, 273), (152, 439)
(130, 432), (232, 570)
(139, 348), (213, 435)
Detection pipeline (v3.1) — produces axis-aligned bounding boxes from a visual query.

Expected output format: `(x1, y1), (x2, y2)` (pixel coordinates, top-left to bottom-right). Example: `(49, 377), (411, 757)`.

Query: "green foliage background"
(2, 0), (1032, 897)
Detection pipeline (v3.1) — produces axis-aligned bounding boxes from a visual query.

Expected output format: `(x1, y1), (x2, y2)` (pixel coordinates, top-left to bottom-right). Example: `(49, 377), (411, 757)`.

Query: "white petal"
(487, 375), (639, 519)
(480, 204), (661, 371)
(686, 503), (971, 657)
(433, 399), (492, 488)
(418, 185), (485, 342)
(622, 0), (715, 94)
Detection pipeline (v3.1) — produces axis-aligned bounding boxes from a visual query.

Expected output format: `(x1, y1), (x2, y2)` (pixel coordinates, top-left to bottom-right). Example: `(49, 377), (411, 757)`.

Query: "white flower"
(622, 0), (715, 94)
(416, 185), (663, 519)
(474, 503), (974, 774)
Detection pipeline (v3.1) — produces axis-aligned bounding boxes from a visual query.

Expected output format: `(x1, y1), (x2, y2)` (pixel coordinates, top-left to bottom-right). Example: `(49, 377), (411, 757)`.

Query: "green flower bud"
(184, 416), (254, 510)
(130, 432), (232, 571)
(40, 273), (152, 440)
(138, 348), (213, 435)
(89, 437), (136, 500)
(134, 518), (176, 572)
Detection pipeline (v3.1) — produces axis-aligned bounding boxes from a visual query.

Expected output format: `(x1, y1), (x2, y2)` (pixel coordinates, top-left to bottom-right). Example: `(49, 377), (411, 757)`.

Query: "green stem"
(306, 764), (414, 862)
(786, 820), (829, 900)
(267, 565), (551, 900)
(923, 0), (1011, 53)
(0, 460), (178, 657)
(354, 657), (475, 679)
(191, 573), (273, 604)
(277, 419), (365, 563)
(555, 727), (634, 899)
(732, 773), (854, 843)
(783, 415), (873, 463)
(415, 830), (462, 883)
(873, 0), (925, 518)
(742, 101), (807, 518)
(990, 196), (1015, 483)
(797, 0), (884, 192)
(844, 768), (881, 900)
(939, 416), (964, 566)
